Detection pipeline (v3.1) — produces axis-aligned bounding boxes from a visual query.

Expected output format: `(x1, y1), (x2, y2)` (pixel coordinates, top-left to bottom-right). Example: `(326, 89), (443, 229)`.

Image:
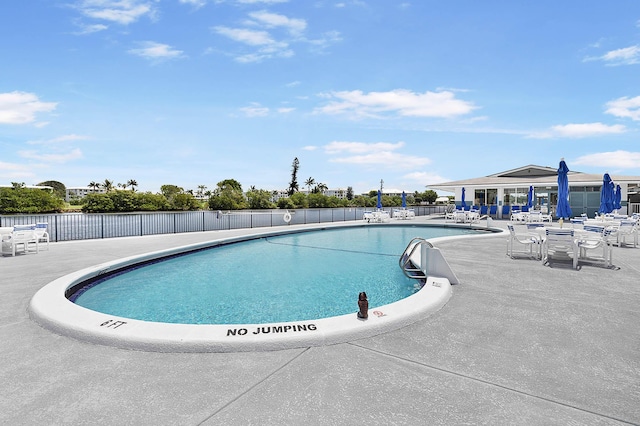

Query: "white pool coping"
(29, 223), (502, 353)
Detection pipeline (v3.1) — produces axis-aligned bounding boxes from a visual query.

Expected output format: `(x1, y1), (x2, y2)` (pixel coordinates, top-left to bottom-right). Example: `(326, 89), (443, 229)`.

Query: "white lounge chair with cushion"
(506, 223), (541, 260)
(1, 225), (39, 256)
(616, 220), (638, 248)
(35, 222), (50, 250)
(543, 228), (578, 269)
(577, 225), (614, 268)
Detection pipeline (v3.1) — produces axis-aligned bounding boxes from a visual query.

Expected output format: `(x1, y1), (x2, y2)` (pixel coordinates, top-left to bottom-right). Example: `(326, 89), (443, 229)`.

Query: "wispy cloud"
(0, 91), (57, 125)
(0, 161), (35, 179)
(73, 22), (109, 35)
(584, 45), (640, 66)
(248, 10), (307, 36)
(573, 150), (640, 169)
(179, 0), (207, 8)
(213, 9), (338, 62)
(27, 134), (91, 145)
(315, 89), (477, 119)
(240, 103), (270, 117)
(236, 0), (289, 4)
(528, 122), (626, 139)
(605, 96), (640, 121)
(324, 141), (431, 169)
(18, 148), (84, 163)
(128, 41), (185, 61)
(73, 0), (156, 25)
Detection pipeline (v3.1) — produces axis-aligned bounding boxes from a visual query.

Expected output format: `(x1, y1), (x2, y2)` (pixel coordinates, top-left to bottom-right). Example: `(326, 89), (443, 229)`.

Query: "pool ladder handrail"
(399, 237), (433, 280)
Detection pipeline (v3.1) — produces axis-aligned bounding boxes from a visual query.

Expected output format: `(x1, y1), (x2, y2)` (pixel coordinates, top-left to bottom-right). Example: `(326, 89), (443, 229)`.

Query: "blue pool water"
(72, 225), (477, 324)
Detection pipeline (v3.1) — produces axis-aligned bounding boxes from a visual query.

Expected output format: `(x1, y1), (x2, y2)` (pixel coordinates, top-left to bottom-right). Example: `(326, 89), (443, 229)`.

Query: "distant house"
(428, 164), (640, 218)
(66, 186), (106, 202)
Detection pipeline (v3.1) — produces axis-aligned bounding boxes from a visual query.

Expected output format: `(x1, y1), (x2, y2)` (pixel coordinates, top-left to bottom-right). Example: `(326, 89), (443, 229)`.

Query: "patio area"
(1, 218), (638, 425)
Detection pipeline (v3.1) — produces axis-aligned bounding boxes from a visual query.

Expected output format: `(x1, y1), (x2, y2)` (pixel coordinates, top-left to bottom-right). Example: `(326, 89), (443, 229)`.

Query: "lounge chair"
(616, 220), (638, 248)
(489, 205), (497, 219)
(542, 228), (578, 269)
(35, 222), (50, 250)
(506, 224), (541, 260)
(502, 205), (511, 219)
(578, 225), (615, 268)
(1, 225), (39, 256)
(444, 204), (456, 222)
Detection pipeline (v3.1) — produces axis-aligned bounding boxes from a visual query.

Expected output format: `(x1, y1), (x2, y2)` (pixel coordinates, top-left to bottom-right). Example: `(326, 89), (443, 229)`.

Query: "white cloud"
(240, 103), (269, 117)
(324, 141), (431, 169)
(0, 162), (35, 179)
(324, 141), (406, 154)
(585, 45), (640, 66)
(605, 96), (640, 121)
(277, 107), (295, 113)
(214, 26), (275, 46)
(405, 171), (450, 186)
(573, 150), (640, 169)
(550, 123), (626, 138)
(237, 0), (288, 3)
(73, 23), (109, 35)
(302, 145), (317, 151)
(0, 91), (57, 125)
(179, 0), (207, 7)
(248, 11), (307, 36)
(128, 41), (185, 61)
(18, 148), (83, 163)
(315, 89), (477, 119)
(74, 0), (156, 25)
(28, 134), (91, 145)
(528, 122), (626, 139)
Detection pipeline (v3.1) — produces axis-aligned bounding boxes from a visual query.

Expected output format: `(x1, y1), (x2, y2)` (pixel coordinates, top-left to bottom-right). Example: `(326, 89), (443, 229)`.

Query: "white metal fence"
(0, 206), (446, 242)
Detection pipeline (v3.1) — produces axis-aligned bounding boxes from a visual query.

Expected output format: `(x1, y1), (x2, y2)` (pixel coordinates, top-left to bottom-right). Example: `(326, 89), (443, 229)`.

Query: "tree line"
(1, 173), (438, 214)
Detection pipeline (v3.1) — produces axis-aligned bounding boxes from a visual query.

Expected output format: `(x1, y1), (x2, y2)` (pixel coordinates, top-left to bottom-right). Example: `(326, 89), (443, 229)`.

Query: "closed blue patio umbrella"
(614, 184), (622, 211)
(598, 173), (615, 214)
(556, 159), (572, 219)
(377, 190), (382, 209)
(461, 187), (467, 209)
(401, 191), (406, 209)
(527, 186), (534, 208)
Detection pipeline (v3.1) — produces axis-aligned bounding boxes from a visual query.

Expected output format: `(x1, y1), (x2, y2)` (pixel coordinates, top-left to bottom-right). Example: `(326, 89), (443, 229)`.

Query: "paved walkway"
(1, 219), (638, 425)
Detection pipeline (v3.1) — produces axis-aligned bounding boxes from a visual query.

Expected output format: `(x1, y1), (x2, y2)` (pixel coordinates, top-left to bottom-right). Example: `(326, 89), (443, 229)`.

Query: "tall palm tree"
(102, 179), (114, 192)
(127, 179), (138, 192)
(88, 181), (100, 193)
(305, 177), (315, 193)
(316, 182), (328, 194)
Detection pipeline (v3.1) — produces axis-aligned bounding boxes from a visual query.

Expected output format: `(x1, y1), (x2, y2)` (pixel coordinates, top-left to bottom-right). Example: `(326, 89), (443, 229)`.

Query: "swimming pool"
(29, 222), (499, 352)
(69, 226), (477, 324)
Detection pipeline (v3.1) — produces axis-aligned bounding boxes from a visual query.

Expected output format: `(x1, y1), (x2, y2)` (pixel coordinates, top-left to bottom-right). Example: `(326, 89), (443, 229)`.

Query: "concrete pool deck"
(1, 218), (639, 425)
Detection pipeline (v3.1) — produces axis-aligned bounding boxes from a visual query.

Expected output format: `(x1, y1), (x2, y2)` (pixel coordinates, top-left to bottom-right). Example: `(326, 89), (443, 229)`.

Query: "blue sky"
(2, 1), (640, 195)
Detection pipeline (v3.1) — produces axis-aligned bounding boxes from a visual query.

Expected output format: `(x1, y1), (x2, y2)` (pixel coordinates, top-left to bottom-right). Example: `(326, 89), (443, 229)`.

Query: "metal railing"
(629, 203), (640, 214)
(0, 206), (447, 242)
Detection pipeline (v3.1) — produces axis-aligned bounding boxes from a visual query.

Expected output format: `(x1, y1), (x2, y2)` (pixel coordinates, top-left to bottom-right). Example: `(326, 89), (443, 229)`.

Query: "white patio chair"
(454, 210), (467, 223)
(1, 225), (38, 256)
(616, 220), (638, 248)
(444, 204), (456, 222)
(577, 225), (614, 268)
(506, 224), (541, 260)
(527, 211), (543, 223)
(542, 228), (578, 269)
(35, 222), (50, 250)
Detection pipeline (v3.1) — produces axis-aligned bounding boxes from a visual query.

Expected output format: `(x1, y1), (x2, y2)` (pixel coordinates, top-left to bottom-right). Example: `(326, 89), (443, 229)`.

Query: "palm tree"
(127, 179), (138, 192)
(102, 179), (114, 193)
(304, 177), (315, 193)
(315, 182), (328, 194)
(88, 181), (100, 193)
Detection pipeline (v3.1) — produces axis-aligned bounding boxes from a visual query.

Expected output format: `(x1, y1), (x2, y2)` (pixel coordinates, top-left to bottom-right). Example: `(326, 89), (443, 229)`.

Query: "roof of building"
(428, 164), (640, 191)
